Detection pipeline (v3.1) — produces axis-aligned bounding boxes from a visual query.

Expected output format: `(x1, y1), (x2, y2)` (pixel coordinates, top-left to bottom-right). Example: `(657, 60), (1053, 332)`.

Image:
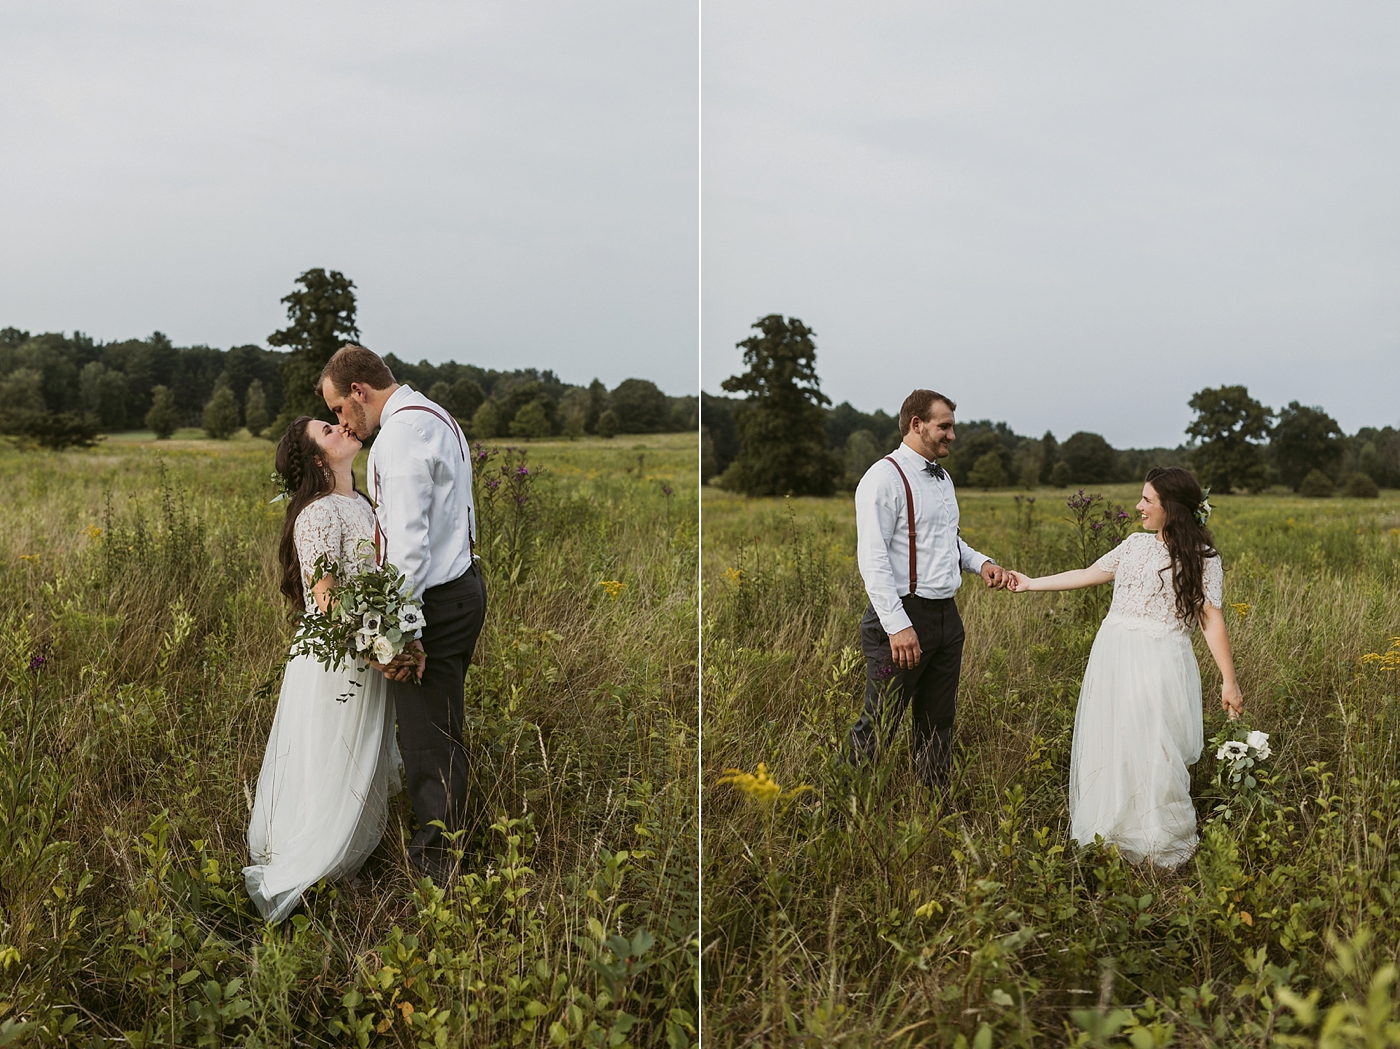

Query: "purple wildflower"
(486, 478), (501, 492)
(875, 664), (896, 680)
(516, 465), (530, 477)
(661, 484), (673, 497)
(28, 652), (46, 674)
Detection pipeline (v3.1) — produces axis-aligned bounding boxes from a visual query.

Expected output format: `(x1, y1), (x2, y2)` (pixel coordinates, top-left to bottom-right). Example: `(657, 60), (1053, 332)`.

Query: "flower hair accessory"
(269, 470), (295, 504)
(1194, 487), (1212, 526)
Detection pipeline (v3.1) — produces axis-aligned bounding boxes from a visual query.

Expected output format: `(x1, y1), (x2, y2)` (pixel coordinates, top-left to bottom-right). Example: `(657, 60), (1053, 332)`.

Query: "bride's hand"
(370, 641), (426, 683)
(1006, 570), (1033, 593)
(1221, 682), (1243, 720)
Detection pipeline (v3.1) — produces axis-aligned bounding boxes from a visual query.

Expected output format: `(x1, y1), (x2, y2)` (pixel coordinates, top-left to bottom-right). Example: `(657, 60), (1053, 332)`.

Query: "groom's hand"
(981, 562), (1010, 590)
(889, 627), (921, 670)
(371, 641), (426, 683)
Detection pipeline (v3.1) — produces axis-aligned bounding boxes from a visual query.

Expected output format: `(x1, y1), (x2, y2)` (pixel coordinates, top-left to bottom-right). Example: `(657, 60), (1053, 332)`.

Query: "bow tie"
(924, 461), (947, 481)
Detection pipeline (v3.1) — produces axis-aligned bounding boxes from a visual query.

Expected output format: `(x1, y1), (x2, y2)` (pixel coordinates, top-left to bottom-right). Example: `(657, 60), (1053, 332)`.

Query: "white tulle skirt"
(1068, 614), (1204, 868)
(245, 653), (402, 922)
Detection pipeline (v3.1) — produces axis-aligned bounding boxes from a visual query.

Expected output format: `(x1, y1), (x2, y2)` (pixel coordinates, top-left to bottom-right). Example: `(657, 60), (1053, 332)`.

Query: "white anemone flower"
(1246, 730), (1271, 760)
(362, 611), (384, 634)
(354, 629), (374, 652)
(398, 605), (425, 633)
(371, 635), (396, 664)
(1216, 740), (1250, 761)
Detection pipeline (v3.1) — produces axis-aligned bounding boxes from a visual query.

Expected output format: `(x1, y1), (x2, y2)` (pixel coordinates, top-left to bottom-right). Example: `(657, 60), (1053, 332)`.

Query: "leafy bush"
(2, 409), (102, 450)
(145, 385), (180, 439)
(244, 379), (270, 437)
(1299, 468), (1335, 497)
(508, 399), (552, 439)
(968, 450), (1010, 489)
(202, 383), (240, 439)
(1344, 472), (1380, 498)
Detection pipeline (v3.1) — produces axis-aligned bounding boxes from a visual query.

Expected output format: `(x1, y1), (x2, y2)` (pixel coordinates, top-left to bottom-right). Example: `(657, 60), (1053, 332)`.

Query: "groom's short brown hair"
(318, 345), (396, 396)
(899, 389), (957, 435)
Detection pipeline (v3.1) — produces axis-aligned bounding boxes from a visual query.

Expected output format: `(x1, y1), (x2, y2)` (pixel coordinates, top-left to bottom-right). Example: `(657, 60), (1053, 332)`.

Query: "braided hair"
(1144, 466), (1219, 626)
(275, 417), (339, 611)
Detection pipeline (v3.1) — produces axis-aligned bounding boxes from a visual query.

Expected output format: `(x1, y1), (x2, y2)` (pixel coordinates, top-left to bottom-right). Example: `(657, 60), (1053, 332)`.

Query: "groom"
(849, 388), (1010, 795)
(319, 345), (486, 882)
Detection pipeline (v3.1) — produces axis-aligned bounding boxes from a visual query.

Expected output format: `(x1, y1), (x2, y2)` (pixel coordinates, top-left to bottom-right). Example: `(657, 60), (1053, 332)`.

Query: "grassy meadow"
(703, 482), (1400, 1047)
(0, 430), (697, 1047)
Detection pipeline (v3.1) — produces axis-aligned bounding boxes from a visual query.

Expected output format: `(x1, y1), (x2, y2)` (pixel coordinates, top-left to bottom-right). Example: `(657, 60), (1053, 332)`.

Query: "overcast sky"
(703, 1), (1400, 447)
(1, 1), (697, 395)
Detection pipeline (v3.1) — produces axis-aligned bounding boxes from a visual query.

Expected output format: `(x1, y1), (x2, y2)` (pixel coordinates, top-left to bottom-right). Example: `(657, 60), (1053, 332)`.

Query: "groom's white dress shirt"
(367, 385), (477, 600)
(855, 441), (993, 636)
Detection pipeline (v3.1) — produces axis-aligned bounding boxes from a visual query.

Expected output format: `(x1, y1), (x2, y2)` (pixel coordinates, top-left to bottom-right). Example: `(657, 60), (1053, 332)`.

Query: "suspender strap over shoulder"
(377, 401), (476, 559)
(883, 455), (917, 591)
(391, 403), (466, 460)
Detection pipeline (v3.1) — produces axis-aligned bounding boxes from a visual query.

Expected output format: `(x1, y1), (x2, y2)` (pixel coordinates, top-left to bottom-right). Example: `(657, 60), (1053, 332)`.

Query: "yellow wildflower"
(1361, 637), (1400, 672)
(721, 566), (743, 586)
(597, 580), (627, 600)
(85, 525), (102, 539)
(1230, 603), (1251, 618)
(717, 762), (813, 808)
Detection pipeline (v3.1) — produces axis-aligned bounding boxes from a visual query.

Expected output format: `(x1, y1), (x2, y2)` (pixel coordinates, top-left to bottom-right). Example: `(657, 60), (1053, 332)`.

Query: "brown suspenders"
(883, 455), (918, 591)
(371, 400), (475, 566)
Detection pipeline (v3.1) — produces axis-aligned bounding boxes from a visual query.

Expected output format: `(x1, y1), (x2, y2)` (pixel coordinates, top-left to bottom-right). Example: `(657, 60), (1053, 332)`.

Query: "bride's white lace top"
(292, 493), (378, 610)
(1093, 531), (1223, 636)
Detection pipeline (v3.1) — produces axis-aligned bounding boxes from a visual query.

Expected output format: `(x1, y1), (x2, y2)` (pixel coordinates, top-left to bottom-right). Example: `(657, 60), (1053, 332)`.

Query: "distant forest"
(0, 327), (696, 440)
(702, 390), (1400, 492)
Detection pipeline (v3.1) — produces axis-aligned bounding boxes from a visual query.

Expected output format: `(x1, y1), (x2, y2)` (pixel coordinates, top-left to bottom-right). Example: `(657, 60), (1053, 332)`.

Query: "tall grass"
(0, 432), (697, 1047)
(703, 484), (1400, 1047)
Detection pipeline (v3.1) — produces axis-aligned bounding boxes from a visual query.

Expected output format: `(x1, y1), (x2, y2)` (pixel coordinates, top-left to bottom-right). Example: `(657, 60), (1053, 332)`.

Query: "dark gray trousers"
(391, 563), (487, 875)
(849, 596), (965, 787)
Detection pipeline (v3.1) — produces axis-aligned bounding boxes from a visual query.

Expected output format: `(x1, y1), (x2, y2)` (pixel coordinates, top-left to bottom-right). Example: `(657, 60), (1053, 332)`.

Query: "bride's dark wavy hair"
(275, 417), (340, 612)
(1145, 465), (1219, 625)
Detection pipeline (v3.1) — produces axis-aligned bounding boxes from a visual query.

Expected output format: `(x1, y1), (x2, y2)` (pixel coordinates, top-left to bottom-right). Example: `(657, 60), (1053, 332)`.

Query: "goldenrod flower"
(1230, 602), (1251, 618)
(1361, 637), (1400, 672)
(721, 566), (743, 586)
(85, 525), (102, 539)
(717, 762), (813, 809)
(598, 580), (627, 600)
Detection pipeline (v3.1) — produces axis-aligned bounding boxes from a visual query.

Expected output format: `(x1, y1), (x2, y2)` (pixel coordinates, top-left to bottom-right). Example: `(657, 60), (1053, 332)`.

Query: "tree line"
(0, 268), (695, 449)
(703, 315), (1399, 498)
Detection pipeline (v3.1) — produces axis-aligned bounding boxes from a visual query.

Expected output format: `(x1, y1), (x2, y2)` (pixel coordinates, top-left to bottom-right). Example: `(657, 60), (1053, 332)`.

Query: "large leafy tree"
(268, 269), (360, 429)
(717, 315), (843, 497)
(1061, 431), (1119, 483)
(609, 378), (670, 433)
(1186, 385), (1272, 493)
(1272, 401), (1345, 489)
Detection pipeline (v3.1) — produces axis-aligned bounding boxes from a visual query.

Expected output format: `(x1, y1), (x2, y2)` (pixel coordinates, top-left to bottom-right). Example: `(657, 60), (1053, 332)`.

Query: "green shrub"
(3, 409), (102, 450)
(597, 408), (619, 438)
(968, 450), (1010, 489)
(1344, 472), (1380, 498)
(202, 384), (239, 439)
(145, 385), (180, 439)
(244, 379), (270, 438)
(1299, 468), (1335, 497)
(508, 399), (552, 439)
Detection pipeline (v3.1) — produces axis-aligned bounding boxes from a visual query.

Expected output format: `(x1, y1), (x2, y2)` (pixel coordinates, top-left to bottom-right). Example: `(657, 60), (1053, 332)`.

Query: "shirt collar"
(381, 384), (415, 418)
(892, 441), (939, 472)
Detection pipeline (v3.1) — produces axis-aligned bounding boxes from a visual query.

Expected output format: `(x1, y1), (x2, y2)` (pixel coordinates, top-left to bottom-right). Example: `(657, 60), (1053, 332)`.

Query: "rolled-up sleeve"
(855, 469), (913, 636)
(376, 424), (435, 599)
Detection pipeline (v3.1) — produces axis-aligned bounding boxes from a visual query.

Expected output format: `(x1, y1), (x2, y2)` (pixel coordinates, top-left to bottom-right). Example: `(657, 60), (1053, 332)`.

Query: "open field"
(0, 431), (697, 1046)
(703, 483), (1400, 1047)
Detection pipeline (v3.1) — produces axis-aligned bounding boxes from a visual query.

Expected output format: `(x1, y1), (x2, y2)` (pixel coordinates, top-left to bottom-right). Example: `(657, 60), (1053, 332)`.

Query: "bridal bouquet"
(292, 551), (425, 696)
(1215, 729), (1270, 790)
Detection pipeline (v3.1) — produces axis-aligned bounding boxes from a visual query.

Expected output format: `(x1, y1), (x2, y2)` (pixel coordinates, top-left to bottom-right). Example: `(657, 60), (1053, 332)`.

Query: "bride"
(244, 417), (402, 922)
(1008, 466), (1243, 868)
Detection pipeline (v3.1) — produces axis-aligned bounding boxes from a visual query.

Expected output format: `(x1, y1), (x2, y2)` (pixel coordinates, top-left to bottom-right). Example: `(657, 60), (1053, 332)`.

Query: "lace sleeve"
(293, 498), (343, 587)
(1203, 553), (1223, 609)
(1092, 535), (1131, 575)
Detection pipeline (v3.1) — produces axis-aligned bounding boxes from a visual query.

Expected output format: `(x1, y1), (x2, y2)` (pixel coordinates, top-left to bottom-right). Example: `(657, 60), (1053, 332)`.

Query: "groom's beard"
(344, 399), (371, 440)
